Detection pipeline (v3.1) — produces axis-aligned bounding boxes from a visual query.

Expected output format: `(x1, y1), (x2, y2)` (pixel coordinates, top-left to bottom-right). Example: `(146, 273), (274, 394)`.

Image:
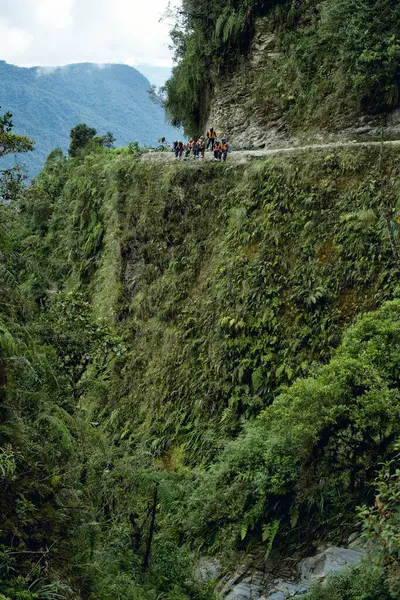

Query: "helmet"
(200, 135), (204, 140)
(222, 137), (226, 142)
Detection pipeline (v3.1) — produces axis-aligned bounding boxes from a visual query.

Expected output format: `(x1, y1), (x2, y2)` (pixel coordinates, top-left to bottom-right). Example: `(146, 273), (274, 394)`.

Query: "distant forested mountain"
(0, 60), (178, 174)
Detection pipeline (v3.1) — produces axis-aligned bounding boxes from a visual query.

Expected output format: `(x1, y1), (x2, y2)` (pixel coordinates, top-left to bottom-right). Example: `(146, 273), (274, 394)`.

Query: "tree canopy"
(0, 107), (34, 156)
(69, 123), (116, 157)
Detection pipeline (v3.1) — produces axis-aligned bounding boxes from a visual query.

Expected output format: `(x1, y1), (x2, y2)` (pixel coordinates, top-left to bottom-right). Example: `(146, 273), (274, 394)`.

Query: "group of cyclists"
(159, 128), (230, 162)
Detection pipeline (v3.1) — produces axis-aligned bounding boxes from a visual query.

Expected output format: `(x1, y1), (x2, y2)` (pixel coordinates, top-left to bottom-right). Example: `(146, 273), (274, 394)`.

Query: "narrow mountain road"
(142, 139), (400, 164)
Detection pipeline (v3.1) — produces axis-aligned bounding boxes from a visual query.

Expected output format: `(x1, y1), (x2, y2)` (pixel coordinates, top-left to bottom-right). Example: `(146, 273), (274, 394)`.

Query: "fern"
(215, 11), (228, 40)
(0, 265), (16, 290)
(0, 447), (16, 480)
(340, 208), (378, 230)
(223, 11), (242, 43)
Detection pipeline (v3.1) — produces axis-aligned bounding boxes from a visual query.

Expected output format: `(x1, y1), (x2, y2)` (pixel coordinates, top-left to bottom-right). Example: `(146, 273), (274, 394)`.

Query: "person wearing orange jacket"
(206, 127), (217, 151)
(185, 139), (195, 159)
(220, 137), (230, 162)
(213, 137), (230, 162)
(213, 139), (222, 161)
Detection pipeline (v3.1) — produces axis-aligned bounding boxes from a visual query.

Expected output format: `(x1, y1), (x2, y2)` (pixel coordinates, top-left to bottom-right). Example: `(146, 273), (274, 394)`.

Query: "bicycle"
(155, 143), (171, 152)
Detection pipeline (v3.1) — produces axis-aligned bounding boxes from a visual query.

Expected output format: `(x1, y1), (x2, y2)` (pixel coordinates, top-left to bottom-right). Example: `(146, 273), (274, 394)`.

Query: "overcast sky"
(0, 0), (180, 74)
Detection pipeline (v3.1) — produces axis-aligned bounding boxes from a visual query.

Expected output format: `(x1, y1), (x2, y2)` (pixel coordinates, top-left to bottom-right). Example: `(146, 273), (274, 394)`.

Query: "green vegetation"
(165, 0), (265, 132)
(0, 107), (34, 157)
(2, 6), (400, 600)
(303, 564), (392, 600)
(68, 124), (116, 157)
(0, 120), (215, 598)
(359, 446), (400, 597)
(255, 0), (400, 127)
(182, 299), (400, 549)
(304, 450), (400, 600)
(165, 0), (400, 133)
(1, 107), (399, 598)
(0, 106), (33, 202)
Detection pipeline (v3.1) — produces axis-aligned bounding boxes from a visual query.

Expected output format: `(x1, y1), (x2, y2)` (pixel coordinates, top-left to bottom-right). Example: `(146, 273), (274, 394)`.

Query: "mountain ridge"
(0, 60), (178, 174)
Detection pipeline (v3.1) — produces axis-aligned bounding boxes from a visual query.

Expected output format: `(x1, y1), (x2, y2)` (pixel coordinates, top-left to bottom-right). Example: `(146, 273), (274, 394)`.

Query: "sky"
(0, 0), (181, 84)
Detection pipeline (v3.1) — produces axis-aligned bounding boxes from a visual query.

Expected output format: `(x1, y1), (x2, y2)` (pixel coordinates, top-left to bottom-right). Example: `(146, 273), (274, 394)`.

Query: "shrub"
(303, 563), (391, 600)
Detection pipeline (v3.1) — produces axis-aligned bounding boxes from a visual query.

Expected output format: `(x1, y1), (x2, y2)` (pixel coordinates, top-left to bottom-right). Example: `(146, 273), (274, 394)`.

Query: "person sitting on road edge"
(213, 139), (222, 161)
(206, 127), (217, 151)
(175, 141), (185, 160)
(185, 139), (195, 159)
(196, 136), (205, 159)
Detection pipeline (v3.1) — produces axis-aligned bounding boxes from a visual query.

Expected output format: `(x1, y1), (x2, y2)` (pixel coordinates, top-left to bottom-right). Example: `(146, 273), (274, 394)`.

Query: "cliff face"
(207, 16), (400, 149)
(7, 140), (400, 599)
(207, 18), (289, 149)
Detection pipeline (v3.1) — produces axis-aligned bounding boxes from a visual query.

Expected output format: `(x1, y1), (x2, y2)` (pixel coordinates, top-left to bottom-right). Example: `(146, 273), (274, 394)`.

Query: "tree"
(69, 123), (97, 157)
(0, 108), (32, 203)
(0, 107), (34, 157)
(147, 85), (166, 107)
(0, 166), (26, 202)
(97, 131), (116, 149)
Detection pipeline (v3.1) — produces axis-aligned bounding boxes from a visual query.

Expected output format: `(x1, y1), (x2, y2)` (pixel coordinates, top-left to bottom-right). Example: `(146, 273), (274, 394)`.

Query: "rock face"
(216, 541), (366, 599)
(206, 17), (400, 150)
(224, 572), (264, 600)
(207, 18), (290, 150)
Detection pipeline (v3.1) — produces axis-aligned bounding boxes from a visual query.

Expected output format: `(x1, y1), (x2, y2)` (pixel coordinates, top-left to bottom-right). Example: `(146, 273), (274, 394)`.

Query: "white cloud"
(36, 65), (67, 76)
(0, 0), (181, 75)
(128, 57), (173, 69)
(35, 0), (74, 29)
(0, 18), (33, 59)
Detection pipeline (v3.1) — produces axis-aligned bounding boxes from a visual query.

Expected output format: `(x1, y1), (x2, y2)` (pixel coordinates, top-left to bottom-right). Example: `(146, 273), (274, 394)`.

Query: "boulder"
(300, 546), (365, 583)
(215, 543), (367, 599)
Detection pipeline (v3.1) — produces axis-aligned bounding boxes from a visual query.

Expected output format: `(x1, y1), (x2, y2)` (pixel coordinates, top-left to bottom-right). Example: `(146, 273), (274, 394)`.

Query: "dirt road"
(142, 139), (400, 164)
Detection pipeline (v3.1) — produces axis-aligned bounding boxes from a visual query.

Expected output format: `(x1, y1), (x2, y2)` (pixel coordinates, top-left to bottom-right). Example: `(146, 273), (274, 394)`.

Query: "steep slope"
(0, 60), (178, 173)
(1, 139), (399, 598)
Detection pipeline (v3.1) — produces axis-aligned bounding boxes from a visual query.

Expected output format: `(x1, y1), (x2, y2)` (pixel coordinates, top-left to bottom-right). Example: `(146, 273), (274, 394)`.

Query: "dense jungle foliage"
(164, 0), (400, 133)
(1, 112), (399, 599)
